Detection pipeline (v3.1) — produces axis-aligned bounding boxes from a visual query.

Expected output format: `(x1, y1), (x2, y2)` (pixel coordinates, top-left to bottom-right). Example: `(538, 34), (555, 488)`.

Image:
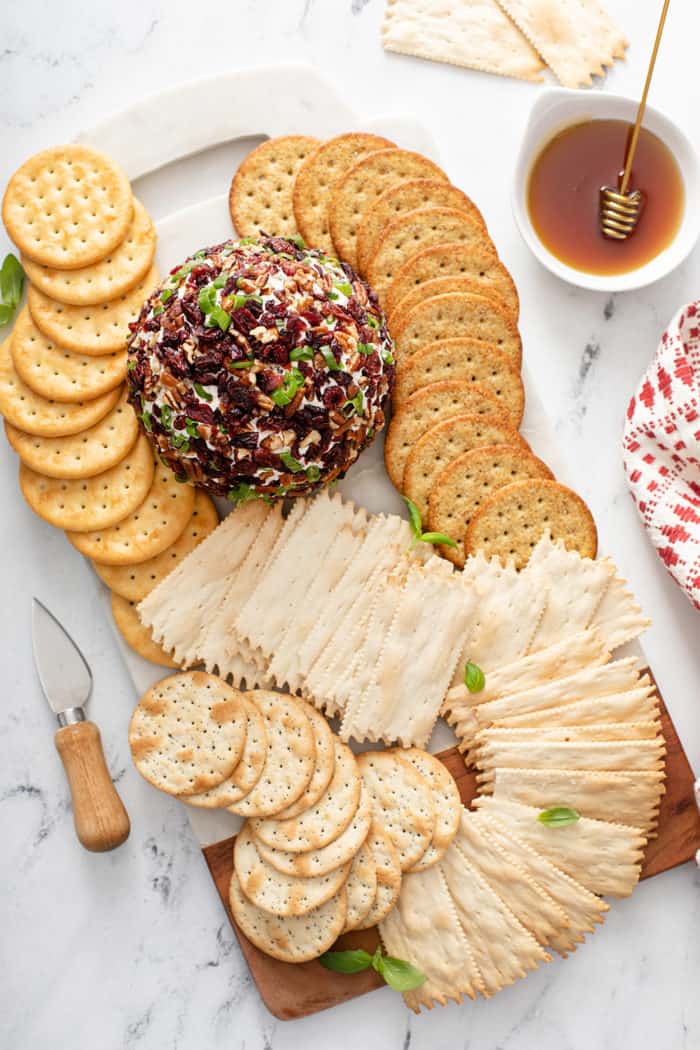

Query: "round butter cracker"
(91, 490), (218, 601)
(0, 336), (121, 437)
(357, 750), (435, 872)
(392, 292), (522, 369)
(229, 136), (320, 239)
(110, 592), (180, 668)
(183, 694), (268, 808)
(2, 144), (132, 269)
(465, 478), (598, 568)
(67, 460), (196, 563)
(129, 671), (247, 796)
(21, 198), (156, 305)
(19, 432), (155, 532)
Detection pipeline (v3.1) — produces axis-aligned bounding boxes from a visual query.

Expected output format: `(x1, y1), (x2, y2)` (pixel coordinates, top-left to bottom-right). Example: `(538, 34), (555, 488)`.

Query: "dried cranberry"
(322, 386), (345, 410)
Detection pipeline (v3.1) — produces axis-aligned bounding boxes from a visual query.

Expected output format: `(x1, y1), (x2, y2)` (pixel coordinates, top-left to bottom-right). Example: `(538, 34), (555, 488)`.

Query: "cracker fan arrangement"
(0, 129), (673, 1013)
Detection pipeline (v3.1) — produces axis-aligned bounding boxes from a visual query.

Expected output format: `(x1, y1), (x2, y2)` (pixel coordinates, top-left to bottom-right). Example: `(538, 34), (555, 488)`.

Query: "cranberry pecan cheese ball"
(126, 236), (395, 500)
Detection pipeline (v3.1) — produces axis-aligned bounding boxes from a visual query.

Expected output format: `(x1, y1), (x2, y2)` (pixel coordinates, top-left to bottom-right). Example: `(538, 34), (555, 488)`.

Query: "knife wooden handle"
(55, 721), (130, 852)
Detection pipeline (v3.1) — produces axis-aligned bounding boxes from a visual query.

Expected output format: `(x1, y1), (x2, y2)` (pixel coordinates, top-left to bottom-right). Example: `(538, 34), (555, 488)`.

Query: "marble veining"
(1, 2), (699, 1049)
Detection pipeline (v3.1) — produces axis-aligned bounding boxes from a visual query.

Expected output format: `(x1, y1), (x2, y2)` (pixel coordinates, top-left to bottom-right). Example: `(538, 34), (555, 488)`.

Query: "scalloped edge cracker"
(138, 501), (274, 668)
(381, 0), (545, 84)
(378, 864), (484, 1012)
(492, 768), (665, 831)
(589, 571), (651, 650)
(473, 796), (646, 897)
(439, 841), (549, 995)
(453, 811), (570, 947)
(492, 678), (658, 729)
(472, 813), (608, 956)
(476, 737), (666, 785)
(495, 0), (628, 88)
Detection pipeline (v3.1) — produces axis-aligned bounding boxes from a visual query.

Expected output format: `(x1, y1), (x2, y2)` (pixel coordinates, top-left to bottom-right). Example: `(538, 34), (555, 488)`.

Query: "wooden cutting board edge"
(203, 679), (700, 1022)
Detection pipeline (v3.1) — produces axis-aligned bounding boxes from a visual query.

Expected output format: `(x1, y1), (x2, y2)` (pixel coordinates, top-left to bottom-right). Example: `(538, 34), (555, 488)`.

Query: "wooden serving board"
(203, 688), (700, 1021)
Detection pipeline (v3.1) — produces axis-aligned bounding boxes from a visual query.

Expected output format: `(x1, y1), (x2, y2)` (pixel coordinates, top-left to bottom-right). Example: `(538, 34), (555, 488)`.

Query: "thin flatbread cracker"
(590, 571), (651, 650)
(382, 0), (545, 84)
(496, 0), (628, 88)
(451, 552), (546, 685)
(453, 811), (569, 947)
(467, 657), (643, 729)
(472, 813), (608, 955)
(378, 865), (484, 1011)
(524, 533), (615, 650)
(345, 565), (474, 748)
(476, 738), (666, 782)
(492, 768), (665, 831)
(137, 502), (274, 667)
(478, 722), (661, 744)
(492, 680), (658, 729)
(201, 505), (286, 679)
(474, 796), (646, 897)
(440, 843), (549, 994)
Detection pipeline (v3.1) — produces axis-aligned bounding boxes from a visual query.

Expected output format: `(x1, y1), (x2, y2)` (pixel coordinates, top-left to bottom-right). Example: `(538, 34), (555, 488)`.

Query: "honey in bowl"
(527, 119), (684, 276)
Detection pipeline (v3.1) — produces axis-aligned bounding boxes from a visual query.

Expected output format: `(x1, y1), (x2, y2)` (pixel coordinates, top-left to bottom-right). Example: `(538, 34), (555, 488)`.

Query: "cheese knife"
(32, 597), (130, 852)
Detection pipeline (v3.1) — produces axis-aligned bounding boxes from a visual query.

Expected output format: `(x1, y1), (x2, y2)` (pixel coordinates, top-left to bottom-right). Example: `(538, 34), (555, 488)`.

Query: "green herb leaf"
(227, 482), (255, 504)
(270, 368), (305, 407)
(420, 531), (458, 548)
(375, 955), (426, 992)
(279, 450), (304, 473)
(0, 303), (14, 326)
(194, 382), (213, 402)
(171, 432), (190, 452)
(319, 949), (373, 975)
(538, 806), (581, 828)
(343, 391), (365, 416)
(306, 464), (321, 482)
(1, 253), (24, 308)
(320, 347), (341, 371)
(290, 345), (314, 362)
(464, 660), (485, 694)
(401, 496), (423, 540)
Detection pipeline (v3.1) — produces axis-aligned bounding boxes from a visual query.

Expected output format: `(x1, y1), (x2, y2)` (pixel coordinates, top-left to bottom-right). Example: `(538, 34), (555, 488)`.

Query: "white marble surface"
(1, 2), (700, 1048)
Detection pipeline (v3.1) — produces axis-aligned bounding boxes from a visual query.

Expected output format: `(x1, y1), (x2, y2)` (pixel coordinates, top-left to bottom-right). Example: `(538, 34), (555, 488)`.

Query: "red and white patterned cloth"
(623, 300), (700, 610)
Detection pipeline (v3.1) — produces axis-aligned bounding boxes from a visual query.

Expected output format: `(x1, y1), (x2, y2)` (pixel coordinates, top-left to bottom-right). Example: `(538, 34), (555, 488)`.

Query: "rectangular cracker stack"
(138, 501), (649, 751)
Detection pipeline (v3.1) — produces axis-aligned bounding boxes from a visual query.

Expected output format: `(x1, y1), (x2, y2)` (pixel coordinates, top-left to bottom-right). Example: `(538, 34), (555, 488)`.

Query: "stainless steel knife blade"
(32, 598), (92, 718)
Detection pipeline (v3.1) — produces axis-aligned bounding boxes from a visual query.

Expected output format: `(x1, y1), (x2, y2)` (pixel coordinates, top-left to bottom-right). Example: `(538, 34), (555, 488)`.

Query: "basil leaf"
(420, 531), (458, 548)
(375, 956), (426, 992)
(538, 806), (580, 828)
(194, 382), (213, 401)
(320, 347), (341, 372)
(464, 660), (485, 694)
(279, 450), (304, 473)
(1, 253), (24, 307)
(290, 345), (314, 362)
(401, 495), (423, 540)
(0, 303), (13, 326)
(319, 949), (373, 974)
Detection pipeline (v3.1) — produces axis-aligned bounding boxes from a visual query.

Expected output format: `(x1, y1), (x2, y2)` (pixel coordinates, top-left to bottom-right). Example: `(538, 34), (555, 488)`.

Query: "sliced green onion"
(194, 382), (213, 402)
(279, 450), (304, 473)
(320, 347), (341, 371)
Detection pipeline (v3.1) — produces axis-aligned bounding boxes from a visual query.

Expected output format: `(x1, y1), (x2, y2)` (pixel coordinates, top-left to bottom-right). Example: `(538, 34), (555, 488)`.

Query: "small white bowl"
(512, 88), (700, 292)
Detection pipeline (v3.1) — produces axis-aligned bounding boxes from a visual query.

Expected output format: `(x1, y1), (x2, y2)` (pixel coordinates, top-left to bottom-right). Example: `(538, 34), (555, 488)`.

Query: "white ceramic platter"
(77, 63), (638, 847)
